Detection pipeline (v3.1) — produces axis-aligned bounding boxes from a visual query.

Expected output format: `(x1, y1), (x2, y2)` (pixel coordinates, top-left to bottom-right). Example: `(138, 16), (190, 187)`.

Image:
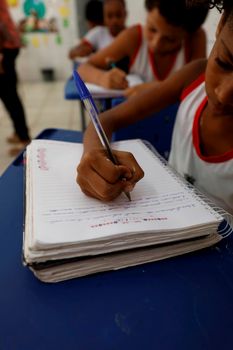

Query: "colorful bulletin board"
(8, 0), (71, 47)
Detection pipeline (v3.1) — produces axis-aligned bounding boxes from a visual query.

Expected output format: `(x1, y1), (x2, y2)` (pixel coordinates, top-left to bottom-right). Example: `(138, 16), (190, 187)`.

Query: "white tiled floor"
(0, 80), (86, 175)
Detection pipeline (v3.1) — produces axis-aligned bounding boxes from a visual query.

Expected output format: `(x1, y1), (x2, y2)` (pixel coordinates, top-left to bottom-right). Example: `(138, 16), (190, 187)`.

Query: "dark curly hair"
(104, 0), (126, 8)
(85, 0), (104, 25)
(187, 0), (233, 28)
(187, 0), (231, 12)
(145, 0), (209, 33)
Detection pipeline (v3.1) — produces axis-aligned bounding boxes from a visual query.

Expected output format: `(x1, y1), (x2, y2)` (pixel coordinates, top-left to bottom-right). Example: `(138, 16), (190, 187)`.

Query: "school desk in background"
(64, 74), (143, 131)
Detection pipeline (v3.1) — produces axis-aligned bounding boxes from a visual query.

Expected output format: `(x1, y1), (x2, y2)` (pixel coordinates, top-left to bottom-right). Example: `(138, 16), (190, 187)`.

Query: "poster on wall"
(19, 0), (59, 33)
(8, 0), (71, 48)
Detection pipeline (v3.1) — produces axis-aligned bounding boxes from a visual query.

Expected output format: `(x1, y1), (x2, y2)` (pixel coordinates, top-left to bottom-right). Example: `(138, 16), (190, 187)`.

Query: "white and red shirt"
(129, 25), (189, 82)
(82, 26), (114, 51)
(168, 74), (233, 214)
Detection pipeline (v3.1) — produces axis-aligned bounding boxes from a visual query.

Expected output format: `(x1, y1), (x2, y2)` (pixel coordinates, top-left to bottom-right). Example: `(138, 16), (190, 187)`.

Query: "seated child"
(78, 0), (209, 95)
(69, 0), (127, 60)
(76, 0), (233, 214)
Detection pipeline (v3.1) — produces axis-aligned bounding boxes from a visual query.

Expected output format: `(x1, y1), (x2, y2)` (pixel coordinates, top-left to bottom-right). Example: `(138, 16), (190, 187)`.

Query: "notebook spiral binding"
(141, 140), (233, 239)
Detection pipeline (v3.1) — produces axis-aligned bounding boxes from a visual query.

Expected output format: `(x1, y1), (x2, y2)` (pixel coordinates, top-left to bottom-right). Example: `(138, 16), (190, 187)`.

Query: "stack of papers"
(23, 139), (232, 282)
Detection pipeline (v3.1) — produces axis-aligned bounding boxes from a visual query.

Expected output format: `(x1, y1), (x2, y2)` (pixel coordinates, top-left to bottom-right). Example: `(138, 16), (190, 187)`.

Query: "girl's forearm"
(78, 63), (105, 86)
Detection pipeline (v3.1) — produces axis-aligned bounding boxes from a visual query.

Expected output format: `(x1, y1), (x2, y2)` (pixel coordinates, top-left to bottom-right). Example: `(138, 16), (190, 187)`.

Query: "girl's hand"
(100, 68), (128, 89)
(76, 149), (144, 201)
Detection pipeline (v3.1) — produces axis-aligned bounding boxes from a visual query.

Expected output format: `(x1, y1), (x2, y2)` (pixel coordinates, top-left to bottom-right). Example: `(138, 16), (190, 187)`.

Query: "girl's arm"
(68, 41), (94, 59)
(83, 59), (206, 151)
(78, 26), (139, 89)
(188, 27), (207, 60)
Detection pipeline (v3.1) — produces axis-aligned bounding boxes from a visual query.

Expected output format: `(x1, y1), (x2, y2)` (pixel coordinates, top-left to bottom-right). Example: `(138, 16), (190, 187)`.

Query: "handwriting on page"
(36, 148), (49, 171)
(38, 186), (194, 226)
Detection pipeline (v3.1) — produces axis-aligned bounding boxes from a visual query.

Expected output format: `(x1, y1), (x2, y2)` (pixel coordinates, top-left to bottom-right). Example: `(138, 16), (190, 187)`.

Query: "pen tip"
(125, 191), (131, 201)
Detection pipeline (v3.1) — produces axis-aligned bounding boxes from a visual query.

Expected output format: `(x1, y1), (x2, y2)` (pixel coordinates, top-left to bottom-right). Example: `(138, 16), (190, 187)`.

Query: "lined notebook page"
(86, 74), (143, 98)
(28, 140), (222, 245)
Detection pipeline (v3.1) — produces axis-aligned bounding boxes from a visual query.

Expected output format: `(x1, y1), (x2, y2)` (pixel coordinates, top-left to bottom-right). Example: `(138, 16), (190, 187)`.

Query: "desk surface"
(64, 76), (80, 100)
(64, 76), (125, 101)
(1, 128), (233, 350)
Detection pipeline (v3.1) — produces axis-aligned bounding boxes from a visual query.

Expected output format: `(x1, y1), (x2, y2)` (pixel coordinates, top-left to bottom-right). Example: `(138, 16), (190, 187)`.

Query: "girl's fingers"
(77, 149), (144, 201)
(77, 166), (126, 201)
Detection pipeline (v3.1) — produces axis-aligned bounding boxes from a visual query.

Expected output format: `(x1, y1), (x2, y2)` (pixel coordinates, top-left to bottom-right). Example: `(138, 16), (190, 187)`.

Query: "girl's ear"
(216, 13), (227, 38)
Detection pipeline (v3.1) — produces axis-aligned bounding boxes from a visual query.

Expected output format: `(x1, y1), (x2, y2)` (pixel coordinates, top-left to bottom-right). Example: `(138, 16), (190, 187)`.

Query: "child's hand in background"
(100, 67), (128, 89)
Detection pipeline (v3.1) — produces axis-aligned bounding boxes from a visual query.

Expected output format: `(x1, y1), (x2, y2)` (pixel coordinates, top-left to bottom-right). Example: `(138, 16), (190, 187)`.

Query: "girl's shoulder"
(117, 24), (142, 44)
(114, 24), (143, 56)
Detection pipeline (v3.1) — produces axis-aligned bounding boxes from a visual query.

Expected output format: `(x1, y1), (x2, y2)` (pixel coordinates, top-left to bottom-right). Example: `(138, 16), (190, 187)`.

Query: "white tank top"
(83, 26), (114, 51)
(129, 25), (189, 82)
(169, 75), (233, 214)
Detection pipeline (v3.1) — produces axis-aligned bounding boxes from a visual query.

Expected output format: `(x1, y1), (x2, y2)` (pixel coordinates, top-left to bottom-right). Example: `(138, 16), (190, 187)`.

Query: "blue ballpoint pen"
(72, 70), (131, 201)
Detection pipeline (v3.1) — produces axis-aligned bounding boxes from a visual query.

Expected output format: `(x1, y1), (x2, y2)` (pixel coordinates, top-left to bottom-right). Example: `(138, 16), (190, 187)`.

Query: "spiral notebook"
(23, 139), (233, 282)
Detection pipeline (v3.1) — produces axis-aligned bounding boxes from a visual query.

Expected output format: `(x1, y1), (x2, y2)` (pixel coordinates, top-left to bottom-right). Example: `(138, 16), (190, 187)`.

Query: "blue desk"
(64, 77), (117, 131)
(64, 77), (87, 132)
(1, 128), (233, 350)
(64, 76), (80, 100)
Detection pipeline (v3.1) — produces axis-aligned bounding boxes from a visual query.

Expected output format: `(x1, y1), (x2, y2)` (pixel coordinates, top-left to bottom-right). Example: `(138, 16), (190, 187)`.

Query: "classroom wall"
(126, 0), (145, 26)
(10, 0), (220, 82)
(10, 0), (78, 82)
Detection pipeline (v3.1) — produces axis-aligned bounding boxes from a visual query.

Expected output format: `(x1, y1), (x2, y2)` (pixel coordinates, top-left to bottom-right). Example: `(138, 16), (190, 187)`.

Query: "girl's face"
(104, 0), (126, 37)
(144, 8), (187, 55)
(205, 16), (233, 116)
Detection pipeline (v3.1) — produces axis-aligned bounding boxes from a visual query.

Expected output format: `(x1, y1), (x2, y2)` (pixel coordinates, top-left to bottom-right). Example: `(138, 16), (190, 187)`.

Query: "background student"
(0, 0), (30, 155)
(76, 0), (233, 214)
(69, 0), (127, 60)
(78, 0), (208, 94)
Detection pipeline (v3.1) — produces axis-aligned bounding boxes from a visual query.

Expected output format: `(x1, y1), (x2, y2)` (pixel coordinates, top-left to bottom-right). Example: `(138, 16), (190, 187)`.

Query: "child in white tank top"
(78, 0), (208, 94)
(69, 0), (127, 60)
